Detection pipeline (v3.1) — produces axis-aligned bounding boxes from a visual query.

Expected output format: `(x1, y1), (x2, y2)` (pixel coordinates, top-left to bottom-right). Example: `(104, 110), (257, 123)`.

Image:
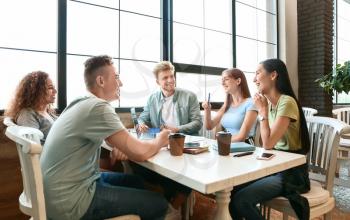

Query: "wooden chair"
(264, 116), (350, 220)
(333, 107), (350, 176)
(4, 119), (140, 220)
(302, 107), (318, 117)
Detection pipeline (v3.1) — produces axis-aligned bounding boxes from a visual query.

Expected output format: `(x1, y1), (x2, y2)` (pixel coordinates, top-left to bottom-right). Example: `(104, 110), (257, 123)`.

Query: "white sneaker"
(164, 204), (181, 220)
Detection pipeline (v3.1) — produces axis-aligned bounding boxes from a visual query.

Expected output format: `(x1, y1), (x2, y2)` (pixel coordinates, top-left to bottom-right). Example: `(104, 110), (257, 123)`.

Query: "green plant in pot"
(315, 61), (350, 96)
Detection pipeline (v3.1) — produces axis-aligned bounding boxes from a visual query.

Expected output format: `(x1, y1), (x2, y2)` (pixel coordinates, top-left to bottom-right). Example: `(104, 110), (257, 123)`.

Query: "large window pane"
(205, 30), (233, 68)
(176, 73), (205, 101)
(0, 0), (57, 51)
(176, 73), (226, 102)
(120, 12), (160, 61)
(236, 37), (257, 72)
(257, 11), (277, 43)
(173, 23), (204, 65)
(205, 74), (226, 102)
(258, 42), (277, 63)
(173, 0), (203, 27)
(120, 0), (160, 18)
(338, 18), (350, 41)
(338, 39), (350, 63)
(338, 0), (350, 18)
(119, 60), (158, 107)
(67, 55), (92, 104)
(67, 2), (119, 56)
(236, 3), (257, 39)
(0, 49), (57, 108)
(204, 0), (232, 33)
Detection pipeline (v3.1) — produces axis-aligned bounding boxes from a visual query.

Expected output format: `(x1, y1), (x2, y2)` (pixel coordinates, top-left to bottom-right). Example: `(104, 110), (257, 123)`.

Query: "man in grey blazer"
(138, 61), (202, 135)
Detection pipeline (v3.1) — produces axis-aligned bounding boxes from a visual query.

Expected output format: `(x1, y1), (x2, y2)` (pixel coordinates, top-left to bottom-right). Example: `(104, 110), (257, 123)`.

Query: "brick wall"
(297, 0), (334, 116)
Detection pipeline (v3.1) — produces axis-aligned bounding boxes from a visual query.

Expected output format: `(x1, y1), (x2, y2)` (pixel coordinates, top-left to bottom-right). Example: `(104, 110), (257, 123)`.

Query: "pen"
(208, 92), (211, 103)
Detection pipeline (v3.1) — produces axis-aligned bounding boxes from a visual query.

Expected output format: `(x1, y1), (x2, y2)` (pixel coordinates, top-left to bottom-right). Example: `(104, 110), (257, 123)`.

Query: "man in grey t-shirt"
(40, 55), (169, 220)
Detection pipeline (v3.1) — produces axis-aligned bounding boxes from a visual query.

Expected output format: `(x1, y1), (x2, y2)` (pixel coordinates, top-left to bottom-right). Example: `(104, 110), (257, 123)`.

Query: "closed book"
(213, 142), (256, 153)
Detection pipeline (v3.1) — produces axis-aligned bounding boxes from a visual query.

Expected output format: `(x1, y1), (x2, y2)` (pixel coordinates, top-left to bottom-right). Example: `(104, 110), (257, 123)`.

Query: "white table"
(136, 142), (306, 220)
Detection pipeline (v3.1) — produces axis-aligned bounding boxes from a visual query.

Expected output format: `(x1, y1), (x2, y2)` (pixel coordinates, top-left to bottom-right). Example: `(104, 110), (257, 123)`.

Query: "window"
(0, 0), (57, 109)
(174, 0), (277, 103)
(334, 0), (350, 104)
(0, 0), (278, 111)
(173, 0), (233, 102)
(235, 0), (277, 97)
(66, 0), (161, 107)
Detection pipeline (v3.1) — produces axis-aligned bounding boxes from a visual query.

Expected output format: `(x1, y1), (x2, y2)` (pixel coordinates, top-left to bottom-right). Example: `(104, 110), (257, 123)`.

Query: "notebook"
(212, 142), (256, 153)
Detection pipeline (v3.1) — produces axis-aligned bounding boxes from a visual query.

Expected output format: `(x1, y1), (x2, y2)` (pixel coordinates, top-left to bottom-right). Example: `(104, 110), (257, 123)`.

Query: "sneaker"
(164, 204), (181, 220)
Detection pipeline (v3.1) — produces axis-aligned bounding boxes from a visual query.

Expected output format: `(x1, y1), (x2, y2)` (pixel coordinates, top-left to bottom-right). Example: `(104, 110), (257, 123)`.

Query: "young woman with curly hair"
(5, 71), (57, 144)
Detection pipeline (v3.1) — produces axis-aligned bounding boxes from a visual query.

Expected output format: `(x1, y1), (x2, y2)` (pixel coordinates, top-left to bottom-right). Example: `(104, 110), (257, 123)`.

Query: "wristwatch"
(258, 115), (267, 122)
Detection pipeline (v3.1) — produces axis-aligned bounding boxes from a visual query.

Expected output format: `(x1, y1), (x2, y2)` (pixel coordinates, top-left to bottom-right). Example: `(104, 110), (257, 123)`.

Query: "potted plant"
(315, 61), (350, 96)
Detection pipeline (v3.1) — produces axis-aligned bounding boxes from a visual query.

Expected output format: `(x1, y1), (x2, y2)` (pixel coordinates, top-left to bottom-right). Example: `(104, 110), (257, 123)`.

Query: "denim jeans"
(229, 173), (283, 220)
(81, 172), (168, 220)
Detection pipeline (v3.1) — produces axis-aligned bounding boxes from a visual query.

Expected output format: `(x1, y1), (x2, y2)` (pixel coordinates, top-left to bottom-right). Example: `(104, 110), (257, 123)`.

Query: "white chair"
(4, 120), (140, 220)
(264, 116), (350, 220)
(333, 107), (350, 176)
(302, 107), (318, 117)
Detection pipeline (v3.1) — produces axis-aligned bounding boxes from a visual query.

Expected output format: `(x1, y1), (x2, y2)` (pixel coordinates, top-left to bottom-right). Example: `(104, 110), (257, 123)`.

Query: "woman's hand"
(253, 93), (268, 116)
(202, 101), (211, 111)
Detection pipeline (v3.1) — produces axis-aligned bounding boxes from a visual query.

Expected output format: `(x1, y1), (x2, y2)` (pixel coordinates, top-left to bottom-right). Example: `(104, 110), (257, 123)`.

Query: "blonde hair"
(153, 61), (175, 79)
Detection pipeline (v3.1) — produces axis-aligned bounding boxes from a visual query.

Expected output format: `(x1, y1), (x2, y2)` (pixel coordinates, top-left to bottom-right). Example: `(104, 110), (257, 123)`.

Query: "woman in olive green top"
(229, 59), (311, 220)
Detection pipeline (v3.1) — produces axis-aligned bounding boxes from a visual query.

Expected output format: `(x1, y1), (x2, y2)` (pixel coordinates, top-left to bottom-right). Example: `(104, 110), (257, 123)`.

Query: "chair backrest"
(302, 107), (318, 117)
(3, 116), (16, 126)
(5, 123), (46, 220)
(332, 107), (350, 125)
(306, 116), (350, 194)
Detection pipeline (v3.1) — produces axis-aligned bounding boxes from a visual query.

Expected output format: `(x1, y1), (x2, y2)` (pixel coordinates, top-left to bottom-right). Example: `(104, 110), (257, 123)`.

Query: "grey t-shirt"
(40, 96), (125, 220)
(16, 108), (57, 144)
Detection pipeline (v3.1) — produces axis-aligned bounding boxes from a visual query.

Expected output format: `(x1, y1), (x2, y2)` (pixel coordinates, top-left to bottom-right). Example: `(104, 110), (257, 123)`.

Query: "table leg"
(214, 187), (233, 220)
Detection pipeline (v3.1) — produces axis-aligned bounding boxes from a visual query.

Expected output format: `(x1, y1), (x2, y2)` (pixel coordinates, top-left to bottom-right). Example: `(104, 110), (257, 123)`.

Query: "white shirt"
(161, 95), (178, 127)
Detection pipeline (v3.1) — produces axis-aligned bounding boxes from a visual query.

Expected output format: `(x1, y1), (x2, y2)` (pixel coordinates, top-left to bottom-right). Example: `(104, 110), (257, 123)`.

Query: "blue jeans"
(81, 172), (168, 220)
(229, 173), (283, 220)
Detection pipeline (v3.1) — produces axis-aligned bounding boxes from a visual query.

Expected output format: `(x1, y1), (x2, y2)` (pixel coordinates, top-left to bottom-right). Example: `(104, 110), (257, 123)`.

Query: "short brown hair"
(84, 55), (114, 89)
(153, 61), (175, 79)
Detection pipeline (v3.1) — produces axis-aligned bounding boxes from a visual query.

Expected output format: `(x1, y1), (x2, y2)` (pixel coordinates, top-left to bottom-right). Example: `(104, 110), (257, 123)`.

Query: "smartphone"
(257, 152), (275, 160)
(233, 151), (254, 157)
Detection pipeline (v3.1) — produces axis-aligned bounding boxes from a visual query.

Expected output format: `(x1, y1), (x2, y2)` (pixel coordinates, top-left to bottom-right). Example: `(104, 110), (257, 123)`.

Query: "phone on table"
(256, 152), (275, 160)
(233, 151), (254, 157)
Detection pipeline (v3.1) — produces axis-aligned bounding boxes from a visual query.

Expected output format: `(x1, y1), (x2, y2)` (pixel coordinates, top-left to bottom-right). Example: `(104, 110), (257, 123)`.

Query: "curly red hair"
(5, 71), (55, 121)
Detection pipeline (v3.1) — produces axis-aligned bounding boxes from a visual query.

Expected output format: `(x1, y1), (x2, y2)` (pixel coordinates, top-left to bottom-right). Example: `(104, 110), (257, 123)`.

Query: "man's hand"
(162, 124), (179, 133)
(155, 129), (171, 148)
(110, 148), (128, 165)
(138, 123), (149, 133)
